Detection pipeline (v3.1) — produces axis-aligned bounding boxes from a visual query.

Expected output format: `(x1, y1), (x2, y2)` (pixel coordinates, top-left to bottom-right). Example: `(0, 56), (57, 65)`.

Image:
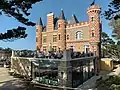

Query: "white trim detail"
(47, 12), (54, 16)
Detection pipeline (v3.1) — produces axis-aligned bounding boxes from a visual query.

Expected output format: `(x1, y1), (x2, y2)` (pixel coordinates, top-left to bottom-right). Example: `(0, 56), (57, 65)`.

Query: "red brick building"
(36, 5), (102, 56)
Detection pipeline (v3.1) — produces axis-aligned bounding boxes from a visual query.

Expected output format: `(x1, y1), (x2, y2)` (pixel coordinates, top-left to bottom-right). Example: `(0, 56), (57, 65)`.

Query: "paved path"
(0, 67), (50, 90)
(0, 68), (16, 83)
(0, 67), (27, 90)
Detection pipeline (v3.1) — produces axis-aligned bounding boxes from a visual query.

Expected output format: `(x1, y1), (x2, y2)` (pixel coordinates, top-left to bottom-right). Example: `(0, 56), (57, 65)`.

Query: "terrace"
(11, 49), (98, 89)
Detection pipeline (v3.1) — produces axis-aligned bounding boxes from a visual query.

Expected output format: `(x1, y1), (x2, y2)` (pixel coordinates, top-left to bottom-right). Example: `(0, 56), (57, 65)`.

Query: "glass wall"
(72, 61), (82, 88)
(31, 58), (95, 88)
(72, 58), (95, 88)
(31, 59), (59, 86)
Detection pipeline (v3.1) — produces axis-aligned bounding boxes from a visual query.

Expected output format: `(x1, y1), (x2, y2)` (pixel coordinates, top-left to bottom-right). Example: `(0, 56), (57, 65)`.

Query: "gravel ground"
(0, 67), (26, 90)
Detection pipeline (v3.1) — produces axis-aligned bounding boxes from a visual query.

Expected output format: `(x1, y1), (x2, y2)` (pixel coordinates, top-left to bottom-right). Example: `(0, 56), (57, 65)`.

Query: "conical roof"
(37, 17), (43, 26)
(59, 9), (65, 20)
(71, 14), (79, 24)
(90, 0), (95, 6)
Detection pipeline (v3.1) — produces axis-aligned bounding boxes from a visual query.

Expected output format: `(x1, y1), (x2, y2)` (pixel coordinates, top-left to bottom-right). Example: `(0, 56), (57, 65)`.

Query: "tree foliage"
(101, 32), (115, 45)
(104, 0), (120, 20)
(0, 0), (42, 41)
(101, 32), (120, 60)
(104, 0), (120, 40)
(109, 19), (120, 40)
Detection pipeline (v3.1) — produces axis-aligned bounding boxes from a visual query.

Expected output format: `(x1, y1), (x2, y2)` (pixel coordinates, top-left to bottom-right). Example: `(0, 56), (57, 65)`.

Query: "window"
(70, 46), (73, 49)
(91, 17), (94, 22)
(76, 31), (83, 40)
(61, 72), (64, 78)
(58, 34), (61, 40)
(92, 30), (95, 37)
(58, 47), (61, 52)
(43, 36), (47, 43)
(53, 46), (57, 52)
(66, 34), (69, 40)
(53, 35), (57, 42)
(84, 45), (89, 53)
(43, 46), (47, 51)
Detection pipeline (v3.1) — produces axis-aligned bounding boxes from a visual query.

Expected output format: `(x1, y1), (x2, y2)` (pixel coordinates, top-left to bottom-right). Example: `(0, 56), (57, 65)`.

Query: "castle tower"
(57, 10), (66, 51)
(36, 17), (43, 51)
(87, 5), (101, 73)
(87, 5), (101, 57)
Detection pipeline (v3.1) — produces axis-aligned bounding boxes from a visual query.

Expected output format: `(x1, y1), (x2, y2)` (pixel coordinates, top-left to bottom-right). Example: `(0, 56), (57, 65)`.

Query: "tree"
(101, 32), (115, 58)
(104, 0), (120, 40)
(101, 32), (115, 45)
(101, 32), (109, 45)
(4, 47), (12, 52)
(101, 32), (120, 60)
(109, 19), (120, 40)
(0, 0), (42, 41)
(104, 0), (120, 20)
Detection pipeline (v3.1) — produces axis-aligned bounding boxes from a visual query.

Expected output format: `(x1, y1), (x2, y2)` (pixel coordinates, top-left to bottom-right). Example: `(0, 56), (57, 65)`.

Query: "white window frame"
(76, 31), (83, 40)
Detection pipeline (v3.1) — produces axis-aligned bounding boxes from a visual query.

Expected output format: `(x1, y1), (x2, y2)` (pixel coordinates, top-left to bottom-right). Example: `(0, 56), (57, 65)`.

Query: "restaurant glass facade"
(31, 58), (95, 88)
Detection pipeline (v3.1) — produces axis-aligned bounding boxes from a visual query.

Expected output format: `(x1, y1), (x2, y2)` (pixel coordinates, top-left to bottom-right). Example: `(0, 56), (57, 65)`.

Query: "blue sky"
(0, 0), (111, 50)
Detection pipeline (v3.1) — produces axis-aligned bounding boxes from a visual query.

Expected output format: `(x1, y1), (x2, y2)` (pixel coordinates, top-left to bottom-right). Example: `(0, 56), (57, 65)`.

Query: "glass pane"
(32, 59), (59, 86)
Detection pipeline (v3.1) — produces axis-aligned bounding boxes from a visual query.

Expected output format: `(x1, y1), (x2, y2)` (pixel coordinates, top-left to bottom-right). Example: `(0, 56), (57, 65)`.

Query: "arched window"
(76, 31), (83, 40)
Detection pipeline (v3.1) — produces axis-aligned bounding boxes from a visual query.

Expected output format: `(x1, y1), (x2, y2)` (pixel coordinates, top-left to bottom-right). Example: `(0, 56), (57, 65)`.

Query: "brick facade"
(36, 5), (101, 56)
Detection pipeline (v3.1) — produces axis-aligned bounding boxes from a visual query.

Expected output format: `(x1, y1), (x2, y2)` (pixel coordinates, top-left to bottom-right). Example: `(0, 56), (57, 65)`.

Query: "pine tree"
(0, 0), (42, 41)
(104, 0), (120, 40)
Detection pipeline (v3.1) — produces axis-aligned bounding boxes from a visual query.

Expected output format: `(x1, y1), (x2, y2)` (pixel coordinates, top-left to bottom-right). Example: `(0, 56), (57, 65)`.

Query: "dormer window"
(76, 31), (83, 40)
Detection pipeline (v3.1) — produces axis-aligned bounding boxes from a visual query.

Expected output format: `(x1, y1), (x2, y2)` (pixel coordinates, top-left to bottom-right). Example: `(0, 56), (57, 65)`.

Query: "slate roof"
(59, 10), (65, 20)
(67, 14), (79, 24)
(37, 17), (43, 26)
